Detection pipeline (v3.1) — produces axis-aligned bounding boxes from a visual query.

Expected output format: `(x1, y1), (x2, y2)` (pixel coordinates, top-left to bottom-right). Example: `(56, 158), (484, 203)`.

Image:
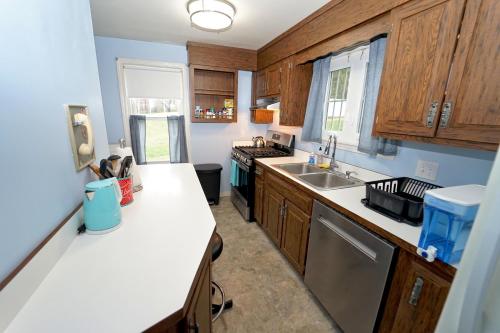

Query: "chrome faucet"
(329, 135), (339, 172)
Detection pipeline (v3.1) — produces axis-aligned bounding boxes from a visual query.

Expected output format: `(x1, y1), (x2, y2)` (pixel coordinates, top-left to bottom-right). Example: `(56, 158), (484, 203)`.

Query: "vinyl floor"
(210, 197), (340, 333)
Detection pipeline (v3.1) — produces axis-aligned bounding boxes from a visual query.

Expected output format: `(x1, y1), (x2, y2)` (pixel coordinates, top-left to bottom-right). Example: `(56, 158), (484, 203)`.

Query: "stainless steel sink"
(297, 172), (364, 190)
(274, 163), (364, 190)
(275, 163), (324, 174)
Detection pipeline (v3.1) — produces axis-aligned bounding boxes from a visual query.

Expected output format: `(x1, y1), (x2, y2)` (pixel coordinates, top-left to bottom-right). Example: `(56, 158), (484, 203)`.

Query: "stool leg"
(211, 281), (232, 322)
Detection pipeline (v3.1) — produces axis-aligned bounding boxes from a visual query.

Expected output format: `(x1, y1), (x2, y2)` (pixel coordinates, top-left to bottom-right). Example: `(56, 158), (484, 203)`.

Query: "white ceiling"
(90, 0), (330, 49)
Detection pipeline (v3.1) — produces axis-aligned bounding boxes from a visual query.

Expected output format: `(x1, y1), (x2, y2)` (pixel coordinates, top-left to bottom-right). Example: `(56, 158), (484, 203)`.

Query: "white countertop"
(6, 164), (216, 333)
(256, 152), (423, 248)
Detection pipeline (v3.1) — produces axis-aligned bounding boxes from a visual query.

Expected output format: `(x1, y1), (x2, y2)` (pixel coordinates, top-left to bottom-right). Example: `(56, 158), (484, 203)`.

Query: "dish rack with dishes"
(361, 177), (441, 226)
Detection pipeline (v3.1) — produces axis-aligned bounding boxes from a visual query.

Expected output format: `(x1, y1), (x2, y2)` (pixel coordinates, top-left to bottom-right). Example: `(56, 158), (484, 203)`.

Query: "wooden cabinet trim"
(294, 13), (391, 65)
(374, 131), (498, 151)
(257, 0), (412, 69)
(188, 41), (257, 71)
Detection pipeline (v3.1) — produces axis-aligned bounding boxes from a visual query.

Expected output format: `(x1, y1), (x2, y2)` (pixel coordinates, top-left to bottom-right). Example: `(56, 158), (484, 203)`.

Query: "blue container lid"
(85, 178), (116, 191)
(425, 185), (485, 206)
(424, 184), (485, 218)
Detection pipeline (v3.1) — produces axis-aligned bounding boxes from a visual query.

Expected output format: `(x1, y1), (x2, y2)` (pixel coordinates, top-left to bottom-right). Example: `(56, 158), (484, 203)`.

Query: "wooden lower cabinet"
(254, 178), (264, 224)
(263, 186), (285, 246)
(280, 200), (310, 274)
(260, 169), (312, 274)
(378, 250), (452, 333)
(185, 255), (212, 333)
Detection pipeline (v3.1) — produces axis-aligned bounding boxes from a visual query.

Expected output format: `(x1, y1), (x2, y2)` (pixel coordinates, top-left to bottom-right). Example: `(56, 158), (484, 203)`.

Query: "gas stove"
(231, 131), (295, 167)
(232, 146), (291, 166)
(231, 130), (294, 221)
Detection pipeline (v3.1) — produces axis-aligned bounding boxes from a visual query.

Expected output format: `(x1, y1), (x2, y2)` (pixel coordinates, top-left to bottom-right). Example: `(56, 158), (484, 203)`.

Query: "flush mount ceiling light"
(187, 0), (236, 32)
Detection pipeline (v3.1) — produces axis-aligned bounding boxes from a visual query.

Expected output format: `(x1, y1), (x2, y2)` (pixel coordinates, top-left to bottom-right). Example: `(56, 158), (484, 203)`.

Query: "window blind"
(123, 65), (183, 99)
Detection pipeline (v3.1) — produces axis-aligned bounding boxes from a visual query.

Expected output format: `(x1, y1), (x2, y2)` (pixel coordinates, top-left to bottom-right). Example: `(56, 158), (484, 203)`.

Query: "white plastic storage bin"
(417, 185), (485, 264)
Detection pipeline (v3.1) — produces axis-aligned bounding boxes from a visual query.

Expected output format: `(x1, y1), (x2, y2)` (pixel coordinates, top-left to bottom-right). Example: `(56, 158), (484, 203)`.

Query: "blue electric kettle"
(83, 178), (122, 234)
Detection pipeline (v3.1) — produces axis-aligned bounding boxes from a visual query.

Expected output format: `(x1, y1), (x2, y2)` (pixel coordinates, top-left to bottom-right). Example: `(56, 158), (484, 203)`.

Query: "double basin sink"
(274, 163), (364, 190)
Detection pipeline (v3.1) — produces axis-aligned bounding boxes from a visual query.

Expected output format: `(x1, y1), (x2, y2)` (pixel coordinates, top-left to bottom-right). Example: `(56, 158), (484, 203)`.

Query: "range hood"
(250, 97), (280, 110)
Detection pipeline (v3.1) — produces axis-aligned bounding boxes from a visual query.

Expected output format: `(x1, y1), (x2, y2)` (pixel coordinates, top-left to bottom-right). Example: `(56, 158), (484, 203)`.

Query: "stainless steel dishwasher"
(305, 200), (396, 333)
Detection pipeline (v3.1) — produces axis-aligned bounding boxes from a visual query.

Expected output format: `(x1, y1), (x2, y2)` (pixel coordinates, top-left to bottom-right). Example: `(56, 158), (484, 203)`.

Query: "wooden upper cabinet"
(280, 56), (313, 126)
(436, 0), (500, 144)
(255, 62), (282, 98)
(375, 0), (466, 137)
(265, 62), (282, 96)
(255, 70), (267, 98)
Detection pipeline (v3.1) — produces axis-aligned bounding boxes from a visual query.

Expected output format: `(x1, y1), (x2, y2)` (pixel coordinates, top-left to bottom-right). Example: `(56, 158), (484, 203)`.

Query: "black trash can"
(194, 163), (223, 205)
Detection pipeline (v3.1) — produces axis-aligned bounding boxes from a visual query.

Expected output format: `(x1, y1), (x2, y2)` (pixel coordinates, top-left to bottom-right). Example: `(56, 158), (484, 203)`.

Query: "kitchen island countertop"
(6, 164), (216, 333)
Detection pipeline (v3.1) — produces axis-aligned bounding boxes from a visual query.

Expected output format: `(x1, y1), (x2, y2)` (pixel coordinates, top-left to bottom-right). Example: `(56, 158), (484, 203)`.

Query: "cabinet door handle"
(439, 102), (452, 128)
(189, 322), (199, 333)
(255, 168), (263, 176)
(283, 203), (288, 220)
(408, 277), (424, 306)
(426, 102), (439, 128)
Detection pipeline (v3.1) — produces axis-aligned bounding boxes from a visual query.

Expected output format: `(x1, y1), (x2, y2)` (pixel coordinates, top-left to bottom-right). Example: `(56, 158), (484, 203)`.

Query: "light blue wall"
(94, 37), (268, 193)
(0, 0), (109, 281)
(94, 36), (188, 143)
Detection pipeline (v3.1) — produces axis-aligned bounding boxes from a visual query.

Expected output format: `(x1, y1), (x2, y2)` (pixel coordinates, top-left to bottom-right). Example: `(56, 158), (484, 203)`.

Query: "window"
(322, 45), (370, 147)
(117, 59), (190, 163)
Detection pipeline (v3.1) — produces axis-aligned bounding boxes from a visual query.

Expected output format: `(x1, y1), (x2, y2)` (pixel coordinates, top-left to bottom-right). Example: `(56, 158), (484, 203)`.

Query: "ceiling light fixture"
(187, 0), (236, 32)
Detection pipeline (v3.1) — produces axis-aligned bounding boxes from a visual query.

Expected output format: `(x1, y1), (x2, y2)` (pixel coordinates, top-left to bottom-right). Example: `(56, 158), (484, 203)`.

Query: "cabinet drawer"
(266, 171), (312, 214)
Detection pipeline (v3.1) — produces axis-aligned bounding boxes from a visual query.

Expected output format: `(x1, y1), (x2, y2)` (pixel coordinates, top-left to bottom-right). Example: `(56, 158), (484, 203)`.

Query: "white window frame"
(322, 45), (370, 149)
(116, 58), (191, 160)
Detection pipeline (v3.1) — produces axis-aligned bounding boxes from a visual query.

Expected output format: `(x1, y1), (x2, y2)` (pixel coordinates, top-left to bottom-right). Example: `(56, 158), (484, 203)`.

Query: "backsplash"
(268, 111), (496, 186)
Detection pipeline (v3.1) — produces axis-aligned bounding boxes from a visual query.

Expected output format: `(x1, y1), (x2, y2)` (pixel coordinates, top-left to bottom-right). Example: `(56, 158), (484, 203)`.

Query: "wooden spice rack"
(190, 65), (238, 123)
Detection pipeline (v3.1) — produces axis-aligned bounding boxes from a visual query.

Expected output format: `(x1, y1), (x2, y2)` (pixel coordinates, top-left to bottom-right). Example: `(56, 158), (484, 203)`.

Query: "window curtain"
(301, 55), (333, 143)
(129, 115), (147, 165)
(167, 115), (189, 163)
(358, 37), (399, 156)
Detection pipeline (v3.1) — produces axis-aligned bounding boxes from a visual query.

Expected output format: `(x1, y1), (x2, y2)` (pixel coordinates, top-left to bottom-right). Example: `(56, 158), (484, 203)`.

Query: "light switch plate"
(415, 160), (439, 181)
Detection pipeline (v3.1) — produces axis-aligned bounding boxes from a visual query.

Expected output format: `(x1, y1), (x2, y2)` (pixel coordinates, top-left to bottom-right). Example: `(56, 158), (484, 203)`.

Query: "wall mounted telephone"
(66, 105), (96, 171)
(74, 113), (94, 156)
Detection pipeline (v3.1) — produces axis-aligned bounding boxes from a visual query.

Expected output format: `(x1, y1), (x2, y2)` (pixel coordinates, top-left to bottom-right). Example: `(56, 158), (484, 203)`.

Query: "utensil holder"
(118, 176), (134, 206)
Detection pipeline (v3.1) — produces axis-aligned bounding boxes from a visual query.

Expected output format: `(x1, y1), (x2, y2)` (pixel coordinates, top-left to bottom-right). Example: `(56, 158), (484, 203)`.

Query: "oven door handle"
(232, 157), (250, 172)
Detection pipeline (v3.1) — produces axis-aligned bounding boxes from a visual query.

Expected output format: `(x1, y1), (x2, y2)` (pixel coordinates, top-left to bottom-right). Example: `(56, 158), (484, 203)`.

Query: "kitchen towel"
(230, 160), (240, 187)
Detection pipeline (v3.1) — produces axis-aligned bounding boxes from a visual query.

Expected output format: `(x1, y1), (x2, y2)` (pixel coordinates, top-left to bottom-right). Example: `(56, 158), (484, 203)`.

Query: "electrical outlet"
(415, 160), (439, 181)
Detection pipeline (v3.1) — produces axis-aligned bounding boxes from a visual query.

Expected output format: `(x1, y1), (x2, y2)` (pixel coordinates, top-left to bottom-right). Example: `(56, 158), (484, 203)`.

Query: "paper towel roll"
(110, 146), (142, 191)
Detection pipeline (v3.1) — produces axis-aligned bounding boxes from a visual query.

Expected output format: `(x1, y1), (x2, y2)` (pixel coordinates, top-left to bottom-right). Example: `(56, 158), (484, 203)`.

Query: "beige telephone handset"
(74, 113), (94, 156)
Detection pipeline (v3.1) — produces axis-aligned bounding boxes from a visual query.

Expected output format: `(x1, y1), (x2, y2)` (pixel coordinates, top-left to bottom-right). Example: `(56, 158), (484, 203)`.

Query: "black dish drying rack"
(361, 177), (441, 226)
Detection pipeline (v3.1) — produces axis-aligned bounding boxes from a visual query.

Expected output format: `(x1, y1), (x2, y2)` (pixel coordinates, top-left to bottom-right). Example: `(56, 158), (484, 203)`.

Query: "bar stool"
(211, 232), (233, 321)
